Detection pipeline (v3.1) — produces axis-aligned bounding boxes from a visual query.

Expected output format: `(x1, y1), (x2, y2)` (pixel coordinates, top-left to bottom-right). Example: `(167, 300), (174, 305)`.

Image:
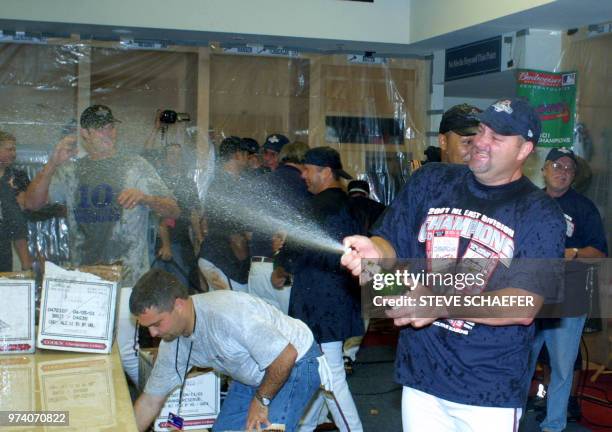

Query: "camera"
(159, 110), (191, 124)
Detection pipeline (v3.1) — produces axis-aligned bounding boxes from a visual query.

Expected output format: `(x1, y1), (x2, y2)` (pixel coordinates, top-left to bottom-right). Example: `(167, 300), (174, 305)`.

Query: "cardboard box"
(0, 273), (36, 354)
(0, 356), (35, 413)
(38, 355), (118, 430)
(139, 348), (221, 431)
(37, 262), (120, 354)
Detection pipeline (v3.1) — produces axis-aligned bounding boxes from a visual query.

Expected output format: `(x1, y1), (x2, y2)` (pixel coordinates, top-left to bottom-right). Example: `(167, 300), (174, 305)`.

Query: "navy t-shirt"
(249, 164), (311, 257)
(372, 163), (566, 408)
(200, 169), (251, 284)
(0, 177), (28, 271)
(554, 187), (608, 315)
(556, 188), (607, 254)
(280, 188), (364, 343)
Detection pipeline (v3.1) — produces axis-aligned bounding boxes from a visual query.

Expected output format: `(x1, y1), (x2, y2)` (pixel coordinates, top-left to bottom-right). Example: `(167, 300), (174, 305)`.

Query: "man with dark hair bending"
(130, 268), (325, 432)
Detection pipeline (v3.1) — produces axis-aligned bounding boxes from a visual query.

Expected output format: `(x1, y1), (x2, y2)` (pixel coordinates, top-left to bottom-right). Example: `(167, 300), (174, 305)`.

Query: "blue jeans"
(527, 315), (586, 432)
(213, 343), (322, 432)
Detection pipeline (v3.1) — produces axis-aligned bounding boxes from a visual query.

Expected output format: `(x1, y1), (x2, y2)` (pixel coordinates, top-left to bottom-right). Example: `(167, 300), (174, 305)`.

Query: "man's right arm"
(341, 235), (396, 276)
(134, 392), (166, 432)
(23, 136), (77, 210)
(23, 163), (57, 210)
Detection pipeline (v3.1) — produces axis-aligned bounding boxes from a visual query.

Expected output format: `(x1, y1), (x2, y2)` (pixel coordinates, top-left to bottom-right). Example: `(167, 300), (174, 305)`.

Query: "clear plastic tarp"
(0, 40), (429, 277)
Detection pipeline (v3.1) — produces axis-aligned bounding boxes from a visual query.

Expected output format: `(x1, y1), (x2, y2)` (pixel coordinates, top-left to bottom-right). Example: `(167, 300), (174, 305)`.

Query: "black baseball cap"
(477, 98), (541, 143)
(219, 136), (247, 158)
(241, 138), (259, 155)
(439, 104), (482, 136)
(263, 134), (290, 153)
(80, 105), (121, 129)
(304, 146), (352, 179)
(545, 148), (577, 165)
(348, 180), (370, 196)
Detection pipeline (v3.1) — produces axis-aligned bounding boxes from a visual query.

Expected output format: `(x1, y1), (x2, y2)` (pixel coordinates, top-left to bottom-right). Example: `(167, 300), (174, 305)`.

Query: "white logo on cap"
(527, 130), (533, 138)
(492, 100), (513, 114)
(268, 135), (279, 143)
(558, 148), (572, 154)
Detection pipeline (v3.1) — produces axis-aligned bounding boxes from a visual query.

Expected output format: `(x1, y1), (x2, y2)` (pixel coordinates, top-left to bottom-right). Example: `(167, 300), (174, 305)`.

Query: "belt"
(251, 256), (273, 263)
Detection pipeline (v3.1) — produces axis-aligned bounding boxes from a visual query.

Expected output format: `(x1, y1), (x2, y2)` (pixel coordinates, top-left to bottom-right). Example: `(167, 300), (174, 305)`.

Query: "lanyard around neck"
(174, 304), (196, 415)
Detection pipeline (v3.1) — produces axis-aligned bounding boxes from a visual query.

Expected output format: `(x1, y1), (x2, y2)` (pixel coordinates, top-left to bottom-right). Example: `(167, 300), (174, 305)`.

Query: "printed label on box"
(37, 263), (118, 354)
(0, 279), (35, 354)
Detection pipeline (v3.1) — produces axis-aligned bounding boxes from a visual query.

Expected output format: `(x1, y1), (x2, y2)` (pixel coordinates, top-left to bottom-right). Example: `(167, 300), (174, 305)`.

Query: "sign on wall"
(445, 36), (501, 81)
(347, 54), (387, 65)
(221, 45), (300, 58)
(516, 69), (577, 147)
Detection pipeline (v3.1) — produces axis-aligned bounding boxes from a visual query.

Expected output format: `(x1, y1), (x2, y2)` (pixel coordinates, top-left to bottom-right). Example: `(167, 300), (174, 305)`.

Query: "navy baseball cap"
(263, 134), (290, 153)
(477, 98), (541, 143)
(439, 104), (482, 136)
(545, 147), (577, 165)
(304, 146), (352, 179)
(241, 137), (259, 154)
(219, 136), (246, 158)
(80, 105), (121, 129)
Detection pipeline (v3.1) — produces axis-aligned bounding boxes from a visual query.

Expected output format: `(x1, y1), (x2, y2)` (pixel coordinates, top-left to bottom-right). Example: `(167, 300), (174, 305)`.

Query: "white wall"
(1, 0), (559, 47)
(409, 0), (556, 43)
(443, 97), (495, 111)
(513, 29), (563, 72)
(1, 0), (412, 45)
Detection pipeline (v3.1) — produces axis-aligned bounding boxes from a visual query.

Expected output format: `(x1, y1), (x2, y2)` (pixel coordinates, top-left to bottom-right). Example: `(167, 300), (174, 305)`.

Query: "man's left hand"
(117, 188), (146, 209)
(386, 309), (437, 328)
(384, 284), (446, 328)
(246, 398), (271, 431)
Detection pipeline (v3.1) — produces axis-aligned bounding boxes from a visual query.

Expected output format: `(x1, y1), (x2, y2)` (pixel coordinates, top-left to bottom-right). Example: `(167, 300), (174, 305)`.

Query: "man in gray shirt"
(23, 105), (180, 384)
(130, 268), (323, 432)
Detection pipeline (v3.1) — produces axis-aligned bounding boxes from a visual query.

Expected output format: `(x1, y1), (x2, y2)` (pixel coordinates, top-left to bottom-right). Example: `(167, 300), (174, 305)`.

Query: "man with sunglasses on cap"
(273, 146), (364, 431)
(262, 134), (290, 172)
(527, 148), (607, 432)
(241, 137), (266, 176)
(23, 104), (180, 384)
(342, 98), (566, 431)
(438, 103), (482, 164)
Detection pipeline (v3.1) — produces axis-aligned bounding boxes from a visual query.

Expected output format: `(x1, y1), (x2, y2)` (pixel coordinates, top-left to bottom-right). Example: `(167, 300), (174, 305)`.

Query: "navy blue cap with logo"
(477, 98), (541, 143)
(545, 147), (577, 165)
(263, 134), (290, 153)
(304, 146), (352, 179)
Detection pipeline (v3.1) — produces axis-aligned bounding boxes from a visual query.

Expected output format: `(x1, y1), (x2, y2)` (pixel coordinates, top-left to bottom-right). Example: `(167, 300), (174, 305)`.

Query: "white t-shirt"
(144, 291), (314, 397)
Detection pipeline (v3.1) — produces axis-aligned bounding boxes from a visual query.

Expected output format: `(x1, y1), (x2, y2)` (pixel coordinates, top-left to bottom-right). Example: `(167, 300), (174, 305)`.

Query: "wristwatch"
(255, 391), (272, 407)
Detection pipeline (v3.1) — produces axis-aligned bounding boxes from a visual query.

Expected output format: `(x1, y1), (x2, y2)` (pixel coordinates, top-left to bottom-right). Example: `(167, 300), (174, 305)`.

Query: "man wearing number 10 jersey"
(23, 104), (179, 384)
